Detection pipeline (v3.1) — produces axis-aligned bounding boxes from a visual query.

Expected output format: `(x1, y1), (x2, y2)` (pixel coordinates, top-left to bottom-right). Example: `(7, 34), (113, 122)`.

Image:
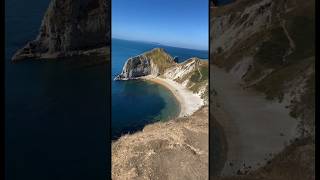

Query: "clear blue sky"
(112, 0), (208, 50)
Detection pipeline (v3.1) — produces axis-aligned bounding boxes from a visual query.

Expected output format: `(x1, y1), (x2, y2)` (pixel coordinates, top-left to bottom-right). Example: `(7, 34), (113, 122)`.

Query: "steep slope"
(12, 0), (110, 62)
(211, 0), (315, 137)
(210, 0), (315, 178)
(164, 58), (209, 101)
(112, 107), (208, 180)
(114, 48), (175, 80)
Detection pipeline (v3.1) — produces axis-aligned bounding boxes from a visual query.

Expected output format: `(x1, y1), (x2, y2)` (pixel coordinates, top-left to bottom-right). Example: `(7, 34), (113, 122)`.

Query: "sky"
(112, 0), (208, 50)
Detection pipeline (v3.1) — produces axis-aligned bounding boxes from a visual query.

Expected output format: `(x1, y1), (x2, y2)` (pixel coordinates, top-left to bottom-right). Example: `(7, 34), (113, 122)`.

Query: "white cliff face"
(115, 48), (209, 103)
(116, 55), (152, 80)
(12, 0), (110, 61)
(150, 60), (160, 77)
(164, 58), (199, 81)
(211, 0), (273, 55)
(114, 48), (174, 80)
(211, 0), (283, 83)
(164, 58), (209, 104)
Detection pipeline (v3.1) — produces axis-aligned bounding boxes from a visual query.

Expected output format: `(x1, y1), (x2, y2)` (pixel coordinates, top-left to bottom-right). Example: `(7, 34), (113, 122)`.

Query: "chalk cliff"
(115, 48), (175, 80)
(115, 48), (209, 101)
(12, 0), (110, 62)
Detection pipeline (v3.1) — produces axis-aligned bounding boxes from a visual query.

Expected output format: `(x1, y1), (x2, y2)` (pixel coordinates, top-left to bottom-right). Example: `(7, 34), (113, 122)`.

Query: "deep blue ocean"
(5, 0), (110, 179)
(111, 38), (208, 139)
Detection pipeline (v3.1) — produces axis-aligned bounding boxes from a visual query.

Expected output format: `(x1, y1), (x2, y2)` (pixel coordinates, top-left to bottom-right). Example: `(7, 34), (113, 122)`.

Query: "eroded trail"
(211, 65), (298, 176)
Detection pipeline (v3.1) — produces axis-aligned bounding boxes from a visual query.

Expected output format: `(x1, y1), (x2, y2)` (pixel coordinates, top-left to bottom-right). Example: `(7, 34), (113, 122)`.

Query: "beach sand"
(212, 65), (299, 176)
(142, 76), (204, 117)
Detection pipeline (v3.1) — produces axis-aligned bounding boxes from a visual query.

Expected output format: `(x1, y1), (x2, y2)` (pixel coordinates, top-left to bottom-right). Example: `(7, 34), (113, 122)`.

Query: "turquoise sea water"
(112, 38), (208, 139)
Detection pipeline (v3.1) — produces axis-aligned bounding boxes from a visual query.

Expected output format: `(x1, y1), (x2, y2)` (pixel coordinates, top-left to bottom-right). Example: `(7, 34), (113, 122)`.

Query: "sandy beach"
(142, 76), (204, 117)
(112, 70), (208, 180)
(212, 65), (299, 175)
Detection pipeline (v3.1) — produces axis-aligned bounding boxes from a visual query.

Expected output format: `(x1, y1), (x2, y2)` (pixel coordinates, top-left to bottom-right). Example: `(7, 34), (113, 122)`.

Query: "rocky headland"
(115, 48), (208, 99)
(115, 48), (209, 116)
(112, 48), (209, 179)
(12, 0), (110, 62)
(210, 0), (315, 179)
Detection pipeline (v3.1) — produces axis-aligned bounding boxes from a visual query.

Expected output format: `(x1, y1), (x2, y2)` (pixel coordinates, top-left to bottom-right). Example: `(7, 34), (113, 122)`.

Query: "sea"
(111, 38), (208, 139)
(5, 0), (110, 179)
(5, 0), (209, 179)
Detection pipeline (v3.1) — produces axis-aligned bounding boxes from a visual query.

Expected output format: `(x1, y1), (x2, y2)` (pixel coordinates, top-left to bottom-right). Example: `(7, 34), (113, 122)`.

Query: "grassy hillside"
(144, 48), (175, 74)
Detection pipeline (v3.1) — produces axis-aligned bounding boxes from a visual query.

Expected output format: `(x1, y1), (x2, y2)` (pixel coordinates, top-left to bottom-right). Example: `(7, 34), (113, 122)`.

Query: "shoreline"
(141, 75), (204, 118)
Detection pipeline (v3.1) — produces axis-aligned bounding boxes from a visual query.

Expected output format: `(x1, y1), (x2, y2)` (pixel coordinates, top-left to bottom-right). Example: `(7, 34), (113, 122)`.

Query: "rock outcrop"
(114, 48), (175, 80)
(12, 0), (110, 62)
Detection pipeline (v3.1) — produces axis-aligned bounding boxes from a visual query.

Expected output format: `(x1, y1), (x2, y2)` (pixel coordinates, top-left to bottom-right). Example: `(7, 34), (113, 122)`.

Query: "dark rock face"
(12, 0), (110, 62)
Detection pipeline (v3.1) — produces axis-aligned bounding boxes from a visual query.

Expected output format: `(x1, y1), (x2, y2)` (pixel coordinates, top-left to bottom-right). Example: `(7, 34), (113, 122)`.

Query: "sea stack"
(12, 0), (110, 62)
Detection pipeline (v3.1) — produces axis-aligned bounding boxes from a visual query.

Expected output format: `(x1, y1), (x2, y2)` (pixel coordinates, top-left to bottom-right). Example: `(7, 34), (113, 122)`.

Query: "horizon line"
(112, 37), (208, 51)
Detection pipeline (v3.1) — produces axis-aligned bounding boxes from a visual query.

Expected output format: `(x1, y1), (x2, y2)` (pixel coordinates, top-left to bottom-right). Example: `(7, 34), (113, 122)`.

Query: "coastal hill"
(113, 48), (209, 179)
(12, 0), (110, 62)
(115, 48), (209, 103)
(211, 0), (314, 179)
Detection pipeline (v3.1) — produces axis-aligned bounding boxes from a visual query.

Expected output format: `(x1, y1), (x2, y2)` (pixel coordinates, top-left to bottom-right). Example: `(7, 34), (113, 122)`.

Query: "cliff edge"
(112, 107), (208, 180)
(12, 0), (110, 62)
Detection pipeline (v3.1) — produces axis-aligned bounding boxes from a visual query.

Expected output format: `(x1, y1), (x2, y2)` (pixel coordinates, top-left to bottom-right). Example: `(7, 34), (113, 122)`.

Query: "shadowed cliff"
(12, 0), (110, 62)
(210, 0), (315, 179)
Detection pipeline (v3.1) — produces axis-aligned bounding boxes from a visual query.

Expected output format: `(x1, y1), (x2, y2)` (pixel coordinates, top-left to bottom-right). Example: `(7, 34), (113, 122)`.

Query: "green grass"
(286, 15), (315, 62)
(188, 63), (209, 95)
(145, 48), (175, 74)
(250, 13), (315, 104)
(254, 27), (289, 68)
(255, 57), (314, 101)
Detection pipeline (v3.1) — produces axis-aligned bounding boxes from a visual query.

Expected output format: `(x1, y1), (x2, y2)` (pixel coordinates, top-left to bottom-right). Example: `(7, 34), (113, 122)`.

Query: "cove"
(111, 38), (208, 140)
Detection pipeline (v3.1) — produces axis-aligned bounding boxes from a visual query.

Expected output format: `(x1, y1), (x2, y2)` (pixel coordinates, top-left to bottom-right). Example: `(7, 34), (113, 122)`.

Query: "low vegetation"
(144, 48), (175, 74)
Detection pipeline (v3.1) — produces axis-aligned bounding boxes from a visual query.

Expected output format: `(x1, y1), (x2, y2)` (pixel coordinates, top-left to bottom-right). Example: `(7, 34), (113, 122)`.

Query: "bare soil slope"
(112, 107), (208, 180)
